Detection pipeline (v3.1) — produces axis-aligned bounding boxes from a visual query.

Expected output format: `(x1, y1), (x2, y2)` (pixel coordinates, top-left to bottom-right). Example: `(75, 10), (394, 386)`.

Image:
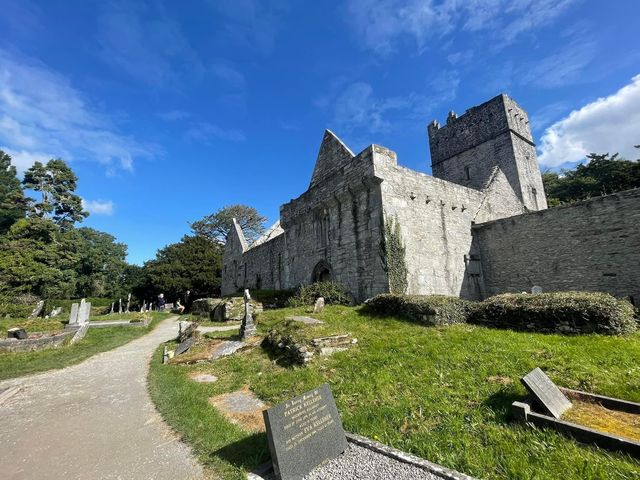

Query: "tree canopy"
(23, 159), (88, 227)
(190, 204), (266, 244)
(0, 150), (27, 234)
(543, 148), (640, 206)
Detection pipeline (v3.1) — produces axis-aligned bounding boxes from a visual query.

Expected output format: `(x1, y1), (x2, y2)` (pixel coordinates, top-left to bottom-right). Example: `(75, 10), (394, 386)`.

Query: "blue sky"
(1, 0), (639, 264)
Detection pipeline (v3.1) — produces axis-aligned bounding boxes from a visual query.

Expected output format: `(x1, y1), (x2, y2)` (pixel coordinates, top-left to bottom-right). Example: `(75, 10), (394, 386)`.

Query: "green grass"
(148, 306), (640, 480)
(0, 312), (170, 380)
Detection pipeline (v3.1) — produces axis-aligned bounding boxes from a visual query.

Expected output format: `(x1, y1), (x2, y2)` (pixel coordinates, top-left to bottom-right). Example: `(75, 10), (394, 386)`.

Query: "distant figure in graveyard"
(175, 299), (185, 314)
(157, 293), (166, 311)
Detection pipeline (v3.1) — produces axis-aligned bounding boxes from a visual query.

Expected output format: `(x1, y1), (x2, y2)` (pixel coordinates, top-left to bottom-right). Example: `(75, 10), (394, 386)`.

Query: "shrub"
(364, 294), (474, 326)
(287, 281), (350, 307)
(470, 291), (637, 335)
(250, 289), (295, 309)
(0, 299), (33, 318)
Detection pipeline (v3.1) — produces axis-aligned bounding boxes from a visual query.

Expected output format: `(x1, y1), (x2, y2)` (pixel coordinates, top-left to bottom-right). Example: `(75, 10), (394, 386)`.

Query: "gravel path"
(0, 316), (205, 480)
(302, 443), (442, 480)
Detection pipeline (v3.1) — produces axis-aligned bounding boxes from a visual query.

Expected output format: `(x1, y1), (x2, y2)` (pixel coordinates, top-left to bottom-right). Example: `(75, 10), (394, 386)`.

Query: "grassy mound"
(471, 291), (636, 335)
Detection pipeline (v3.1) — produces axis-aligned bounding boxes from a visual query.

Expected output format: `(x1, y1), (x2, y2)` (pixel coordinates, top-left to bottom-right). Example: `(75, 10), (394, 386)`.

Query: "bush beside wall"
(470, 292), (637, 335)
(287, 282), (350, 307)
(364, 294), (473, 326)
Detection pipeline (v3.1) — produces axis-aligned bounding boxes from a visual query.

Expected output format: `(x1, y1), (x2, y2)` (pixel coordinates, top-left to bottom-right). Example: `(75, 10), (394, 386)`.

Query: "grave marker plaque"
(174, 336), (196, 356)
(521, 367), (572, 418)
(263, 383), (347, 480)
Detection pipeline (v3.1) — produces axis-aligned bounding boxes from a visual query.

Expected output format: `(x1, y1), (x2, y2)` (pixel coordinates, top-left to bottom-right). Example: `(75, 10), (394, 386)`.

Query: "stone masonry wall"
(473, 189), (640, 302)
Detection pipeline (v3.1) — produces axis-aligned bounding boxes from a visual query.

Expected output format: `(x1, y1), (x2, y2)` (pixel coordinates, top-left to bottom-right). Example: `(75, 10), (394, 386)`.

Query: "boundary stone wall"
(473, 189), (640, 301)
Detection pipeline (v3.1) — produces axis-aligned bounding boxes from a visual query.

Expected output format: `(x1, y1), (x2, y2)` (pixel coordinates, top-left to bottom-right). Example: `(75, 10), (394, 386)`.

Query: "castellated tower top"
(428, 94), (533, 169)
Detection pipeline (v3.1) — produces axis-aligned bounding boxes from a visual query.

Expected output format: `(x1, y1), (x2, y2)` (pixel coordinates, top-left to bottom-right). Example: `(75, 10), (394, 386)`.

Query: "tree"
(190, 204), (266, 244)
(543, 150), (640, 205)
(23, 159), (88, 227)
(141, 235), (222, 301)
(0, 150), (27, 234)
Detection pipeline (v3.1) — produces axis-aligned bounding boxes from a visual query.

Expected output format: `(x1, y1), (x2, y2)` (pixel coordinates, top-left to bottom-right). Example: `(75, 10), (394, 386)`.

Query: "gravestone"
(287, 316), (324, 325)
(263, 384), (348, 480)
(240, 289), (257, 339)
(313, 297), (325, 314)
(531, 285), (543, 294)
(118, 298), (123, 314)
(50, 307), (62, 318)
(174, 336), (196, 356)
(126, 293), (131, 313)
(68, 303), (79, 325)
(110, 303), (114, 314)
(521, 367), (572, 418)
(7, 328), (27, 340)
(29, 300), (45, 318)
(140, 302), (146, 313)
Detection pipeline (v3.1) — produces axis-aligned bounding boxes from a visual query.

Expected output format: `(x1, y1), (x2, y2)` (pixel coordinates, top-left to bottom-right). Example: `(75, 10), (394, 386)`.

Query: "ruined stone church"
(222, 94), (640, 303)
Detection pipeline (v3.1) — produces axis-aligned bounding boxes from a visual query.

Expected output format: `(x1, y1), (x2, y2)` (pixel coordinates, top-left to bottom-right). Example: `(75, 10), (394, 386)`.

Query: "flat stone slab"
(191, 373), (218, 383)
(198, 325), (240, 333)
(175, 337), (197, 356)
(209, 388), (267, 432)
(287, 316), (324, 325)
(521, 367), (572, 418)
(210, 340), (246, 359)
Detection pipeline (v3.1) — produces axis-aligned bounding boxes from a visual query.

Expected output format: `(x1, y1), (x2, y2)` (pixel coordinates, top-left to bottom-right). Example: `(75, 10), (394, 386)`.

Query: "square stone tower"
(428, 94), (547, 211)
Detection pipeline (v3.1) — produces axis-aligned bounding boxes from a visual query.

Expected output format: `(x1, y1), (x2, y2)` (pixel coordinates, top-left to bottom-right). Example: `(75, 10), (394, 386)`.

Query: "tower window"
(464, 166), (471, 181)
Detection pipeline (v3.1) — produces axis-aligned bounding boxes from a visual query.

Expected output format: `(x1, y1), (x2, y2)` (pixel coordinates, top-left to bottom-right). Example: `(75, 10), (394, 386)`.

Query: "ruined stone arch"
(311, 260), (333, 283)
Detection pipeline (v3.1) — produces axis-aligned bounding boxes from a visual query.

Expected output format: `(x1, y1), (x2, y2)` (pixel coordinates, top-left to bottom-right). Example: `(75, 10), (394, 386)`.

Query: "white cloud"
(0, 48), (153, 173)
(345, 0), (576, 55)
(82, 199), (115, 216)
(538, 75), (640, 167)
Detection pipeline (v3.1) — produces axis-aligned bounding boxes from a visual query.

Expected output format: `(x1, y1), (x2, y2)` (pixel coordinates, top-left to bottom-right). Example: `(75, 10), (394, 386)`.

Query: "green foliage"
(543, 150), (640, 206)
(249, 289), (295, 308)
(140, 235), (222, 301)
(23, 159), (88, 227)
(0, 150), (27, 234)
(365, 294), (473, 326)
(190, 204), (266, 244)
(380, 215), (408, 294)
(0, 298), (33, 318)
(287, 281), (350, 307)
(471, 292), (637, 335)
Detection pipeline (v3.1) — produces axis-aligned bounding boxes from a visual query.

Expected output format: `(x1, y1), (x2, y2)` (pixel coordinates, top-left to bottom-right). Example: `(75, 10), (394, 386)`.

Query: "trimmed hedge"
(470, 292), (637, 335)
(364, 294), (473, 326)
(287, 281), (350, 307)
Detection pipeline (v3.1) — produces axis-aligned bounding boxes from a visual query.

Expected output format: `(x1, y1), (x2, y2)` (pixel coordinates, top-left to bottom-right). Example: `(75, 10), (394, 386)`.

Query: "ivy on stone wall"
(380, 215), (408, 294)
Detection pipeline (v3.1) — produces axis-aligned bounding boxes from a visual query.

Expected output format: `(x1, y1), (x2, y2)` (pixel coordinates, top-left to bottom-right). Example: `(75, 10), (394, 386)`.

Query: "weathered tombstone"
(313, 297), (325, 314)
(531, 285), (543, 294)
(7, 328), (28, 340)
(28, 300), (45, 318)
(50, 307), (62, 318)
(118, 298), (123, 314)
(174, 336), (196, 356)
(126, 293), (131, 313)
(140, 301), (146, 313)
(521, 367), (572, 418)
(68, 303), (79, 325)
(263, 384), (348, 480)
(240, 289), (257, 339)
(77, 300), (91, 324)
(109, 303), (114, 314)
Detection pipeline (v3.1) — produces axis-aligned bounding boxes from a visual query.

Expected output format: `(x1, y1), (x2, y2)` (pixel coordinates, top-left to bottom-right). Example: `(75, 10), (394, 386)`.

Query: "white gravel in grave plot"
(302, 443), (442, 480)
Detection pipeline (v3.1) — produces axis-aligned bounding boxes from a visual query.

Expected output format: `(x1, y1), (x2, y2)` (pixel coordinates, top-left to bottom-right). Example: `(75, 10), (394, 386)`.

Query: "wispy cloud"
(0, 48), (153, 173)
(538, 74), (640, 167)
(82, 199), (115, 215)
(186, 122), (246, 143)
(345, 0), (577, 55)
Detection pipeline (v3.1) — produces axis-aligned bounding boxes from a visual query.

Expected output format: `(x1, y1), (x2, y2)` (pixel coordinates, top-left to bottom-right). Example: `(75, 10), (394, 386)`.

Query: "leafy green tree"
(190, 204), (266, 244)
(68, 227), (128, 298)
(141, 235), (222, 301)
(0, 150), (27, 234)
(543, 149), (640, 205)
(23, 159), (88, 227)
(0, 217), (78, 298)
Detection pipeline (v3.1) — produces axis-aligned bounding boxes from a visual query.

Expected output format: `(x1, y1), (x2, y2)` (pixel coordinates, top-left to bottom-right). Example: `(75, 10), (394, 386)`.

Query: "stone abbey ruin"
(222, 94), (640, 303)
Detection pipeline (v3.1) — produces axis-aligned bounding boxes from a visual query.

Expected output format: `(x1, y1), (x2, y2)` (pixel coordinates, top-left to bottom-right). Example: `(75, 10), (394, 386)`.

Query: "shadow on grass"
(484, 387), (526, 422)
(211, 431), (271, 473)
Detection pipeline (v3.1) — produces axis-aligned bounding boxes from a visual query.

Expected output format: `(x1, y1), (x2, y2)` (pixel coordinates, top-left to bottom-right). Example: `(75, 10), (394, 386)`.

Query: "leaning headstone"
(140, 302), (146, 313)
(263, 384), (348, 480)
(109, 303), (114, 314)
(118, 298), (123, 314)
(28, 300), (45, 319)
(174, 337), (196, 356)
(68, 303), (79, 325)
(531, 285), (543, 294)
(240, 289), (257, 339)
(313, 297), (325, 314)
(521, 367), (572, 418)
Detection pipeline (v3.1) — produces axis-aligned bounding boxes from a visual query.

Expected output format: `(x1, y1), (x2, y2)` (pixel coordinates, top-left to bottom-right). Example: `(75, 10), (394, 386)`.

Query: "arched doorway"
(311, 260), (333, 283)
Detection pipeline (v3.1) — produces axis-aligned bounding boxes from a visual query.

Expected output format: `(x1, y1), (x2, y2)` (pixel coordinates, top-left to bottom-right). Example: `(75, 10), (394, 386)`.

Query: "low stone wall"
(0, 330), (74, 353)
